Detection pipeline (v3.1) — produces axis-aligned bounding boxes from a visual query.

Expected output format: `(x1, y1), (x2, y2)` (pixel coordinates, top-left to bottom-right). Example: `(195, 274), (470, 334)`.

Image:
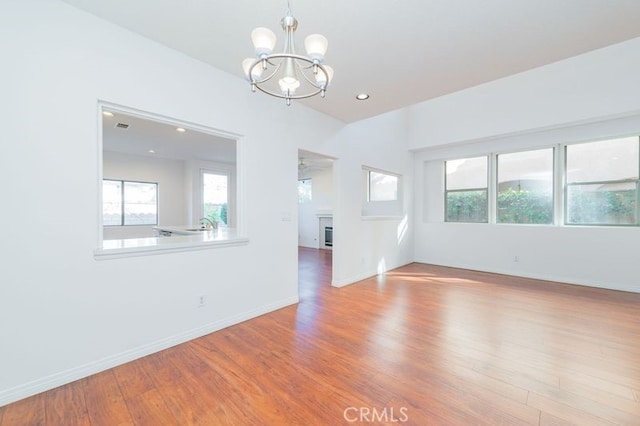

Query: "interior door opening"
(297, 149), (335, 293)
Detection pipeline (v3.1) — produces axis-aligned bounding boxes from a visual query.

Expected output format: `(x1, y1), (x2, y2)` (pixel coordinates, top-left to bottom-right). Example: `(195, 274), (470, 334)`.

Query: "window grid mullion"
(120, 180), (125, 226)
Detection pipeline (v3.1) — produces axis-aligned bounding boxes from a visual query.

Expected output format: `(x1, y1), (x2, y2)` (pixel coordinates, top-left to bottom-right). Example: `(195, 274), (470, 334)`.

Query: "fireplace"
(324, 226), (333, 247)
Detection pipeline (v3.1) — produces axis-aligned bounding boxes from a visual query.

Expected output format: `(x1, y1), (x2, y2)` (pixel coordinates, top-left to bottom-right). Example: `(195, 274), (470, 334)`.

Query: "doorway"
(297, 149), (335, 295)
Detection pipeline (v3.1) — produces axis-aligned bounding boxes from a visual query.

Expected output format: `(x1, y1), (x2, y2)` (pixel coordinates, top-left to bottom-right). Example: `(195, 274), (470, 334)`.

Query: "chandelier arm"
(248, 60), (282, 85)
(254, 84), (323, 100)
(250, 53), (328, 90)
(294, 60), (329, 90)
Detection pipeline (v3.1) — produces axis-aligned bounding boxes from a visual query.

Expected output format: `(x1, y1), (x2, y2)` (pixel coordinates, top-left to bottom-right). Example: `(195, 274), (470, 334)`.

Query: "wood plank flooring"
(2, 248), (640, 425)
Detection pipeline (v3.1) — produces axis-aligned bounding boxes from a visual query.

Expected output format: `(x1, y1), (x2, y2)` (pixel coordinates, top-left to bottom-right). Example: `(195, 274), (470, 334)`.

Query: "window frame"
(298, 178), (312, 204)
(444, 156), (489, 223)
(563, 137), (640, 226)
(200, 168), (231, 226)
(102, 179), (158, 227)
(367, 169), (399, 202)
(495, 147), (555, 225)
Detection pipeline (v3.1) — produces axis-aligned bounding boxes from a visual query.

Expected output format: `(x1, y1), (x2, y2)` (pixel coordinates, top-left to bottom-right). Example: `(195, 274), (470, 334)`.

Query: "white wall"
(298, 167), (333, 248)
(407, 36), (640, 149)
(298, 109), (415, 286)
(103, 151), (186, 239)
(0, 0), (346, 405)
(411, 38), (640, 293)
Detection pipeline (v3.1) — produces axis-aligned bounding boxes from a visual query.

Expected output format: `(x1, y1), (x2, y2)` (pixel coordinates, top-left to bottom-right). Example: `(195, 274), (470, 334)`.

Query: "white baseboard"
(0, 296), (298, 407)
(412, 257), (639, 294)
(332, 269), (379, 287)
(332, 261), (413, 288)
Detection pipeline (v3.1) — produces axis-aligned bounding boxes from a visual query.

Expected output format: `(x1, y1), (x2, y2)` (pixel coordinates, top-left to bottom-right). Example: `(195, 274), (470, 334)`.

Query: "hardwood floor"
(2, 248), (640, 425)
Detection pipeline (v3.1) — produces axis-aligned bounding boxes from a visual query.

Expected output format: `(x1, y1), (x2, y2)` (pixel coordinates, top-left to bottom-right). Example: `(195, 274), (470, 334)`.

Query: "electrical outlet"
(514, 255), (520, 262)
(197, 295), (206, 308)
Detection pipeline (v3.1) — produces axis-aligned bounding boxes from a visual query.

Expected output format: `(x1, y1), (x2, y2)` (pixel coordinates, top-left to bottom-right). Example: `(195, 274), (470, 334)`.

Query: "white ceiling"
(103, 111), (236, 163)
(64, 0), (640, 123)
(298, 149), (335, 175)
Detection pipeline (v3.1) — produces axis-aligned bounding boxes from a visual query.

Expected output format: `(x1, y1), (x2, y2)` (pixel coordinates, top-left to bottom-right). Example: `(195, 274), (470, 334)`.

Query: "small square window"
(369, 171), (398, 201)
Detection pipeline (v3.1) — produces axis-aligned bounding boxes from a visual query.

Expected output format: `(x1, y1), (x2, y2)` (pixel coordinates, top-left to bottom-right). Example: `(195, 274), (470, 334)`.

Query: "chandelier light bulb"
(315, 65), (334, 86)
(304, 34), (328, 61)
(251, 27), (277, 57)
(242, 58), (263, 80)
(279, 76), (301, 94)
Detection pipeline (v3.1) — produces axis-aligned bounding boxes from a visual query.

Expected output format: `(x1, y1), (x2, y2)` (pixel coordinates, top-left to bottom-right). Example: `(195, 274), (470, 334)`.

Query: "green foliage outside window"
(205, 202), (228, 225)
(497, 188), (553, 224)
(446, 190), (488, 222)
(447, 187), (637, 224)
(567, 188), (636, 225)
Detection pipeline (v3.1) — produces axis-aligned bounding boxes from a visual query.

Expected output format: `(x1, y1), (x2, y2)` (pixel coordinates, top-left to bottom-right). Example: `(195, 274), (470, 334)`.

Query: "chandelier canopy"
(242, 5), (334, 106)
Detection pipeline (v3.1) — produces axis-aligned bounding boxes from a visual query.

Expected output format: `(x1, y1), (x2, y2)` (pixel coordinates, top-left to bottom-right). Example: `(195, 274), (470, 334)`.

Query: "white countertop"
(95, 227), (248, 259)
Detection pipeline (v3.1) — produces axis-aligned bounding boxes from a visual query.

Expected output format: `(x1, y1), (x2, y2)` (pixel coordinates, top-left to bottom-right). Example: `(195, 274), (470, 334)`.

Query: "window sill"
(94, 228), (248, 260)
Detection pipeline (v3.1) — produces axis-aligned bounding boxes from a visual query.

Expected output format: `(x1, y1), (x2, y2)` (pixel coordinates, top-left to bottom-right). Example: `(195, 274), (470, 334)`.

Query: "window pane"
(446, 156), (487, 190)
(298, 179), (312, 203)
(446, 190), (488, 222)
(102, 180), (122, 226)
(369, 171), (398, 201)
(567, 137), (639, 183)
(123, 182), (157, 225)
(567, 182), (637, 225)
(497, 148), (553, 224)
(203, 173), (228, 225)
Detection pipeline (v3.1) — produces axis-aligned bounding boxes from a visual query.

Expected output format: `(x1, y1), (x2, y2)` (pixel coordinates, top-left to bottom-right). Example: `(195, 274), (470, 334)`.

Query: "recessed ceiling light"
(148, 149), (155, 154)
(176, 127), (186, 133)
(102, 111), (114, 117)
(356, 93), (370, 100)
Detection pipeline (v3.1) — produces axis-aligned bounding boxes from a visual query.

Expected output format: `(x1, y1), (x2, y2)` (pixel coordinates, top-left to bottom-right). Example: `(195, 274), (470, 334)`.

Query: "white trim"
(0, 295), (298, 407)
(409, 109), (640, 155)
(361, 165), (402, 178)
(96, 100), (247, 251)
(199, 167), (234, 226)
(331, 261), (413, 287)
(332, 269), (380, 287)
(412, 258), (640, 294)
(94, 237), (249, 260)
(97, 104), (104, 243)
(236, 136), (248, 237)
(98, 101), (243, 141)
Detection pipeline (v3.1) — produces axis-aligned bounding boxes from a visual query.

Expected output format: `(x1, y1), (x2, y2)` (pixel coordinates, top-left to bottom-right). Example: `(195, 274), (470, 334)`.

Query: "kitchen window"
(202, 171), (229, 227)
(102, 179), (158, 226)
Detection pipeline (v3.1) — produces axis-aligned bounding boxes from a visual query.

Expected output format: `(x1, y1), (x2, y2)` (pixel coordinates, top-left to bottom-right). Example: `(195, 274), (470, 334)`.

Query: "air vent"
(115, 123), (129, 129)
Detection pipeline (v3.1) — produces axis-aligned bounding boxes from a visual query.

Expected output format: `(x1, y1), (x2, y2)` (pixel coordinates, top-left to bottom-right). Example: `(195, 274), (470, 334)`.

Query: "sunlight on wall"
(377, 257), (387, 274)
(397, 215), (408, 244)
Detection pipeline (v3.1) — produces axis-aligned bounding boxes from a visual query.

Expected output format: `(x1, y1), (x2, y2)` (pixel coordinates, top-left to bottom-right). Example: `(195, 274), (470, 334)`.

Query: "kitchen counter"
(95, 227), (248, 259)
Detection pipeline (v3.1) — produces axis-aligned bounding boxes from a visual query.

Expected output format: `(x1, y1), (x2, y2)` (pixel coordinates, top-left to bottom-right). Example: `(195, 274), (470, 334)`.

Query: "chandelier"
(242, 4), (334, 106)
